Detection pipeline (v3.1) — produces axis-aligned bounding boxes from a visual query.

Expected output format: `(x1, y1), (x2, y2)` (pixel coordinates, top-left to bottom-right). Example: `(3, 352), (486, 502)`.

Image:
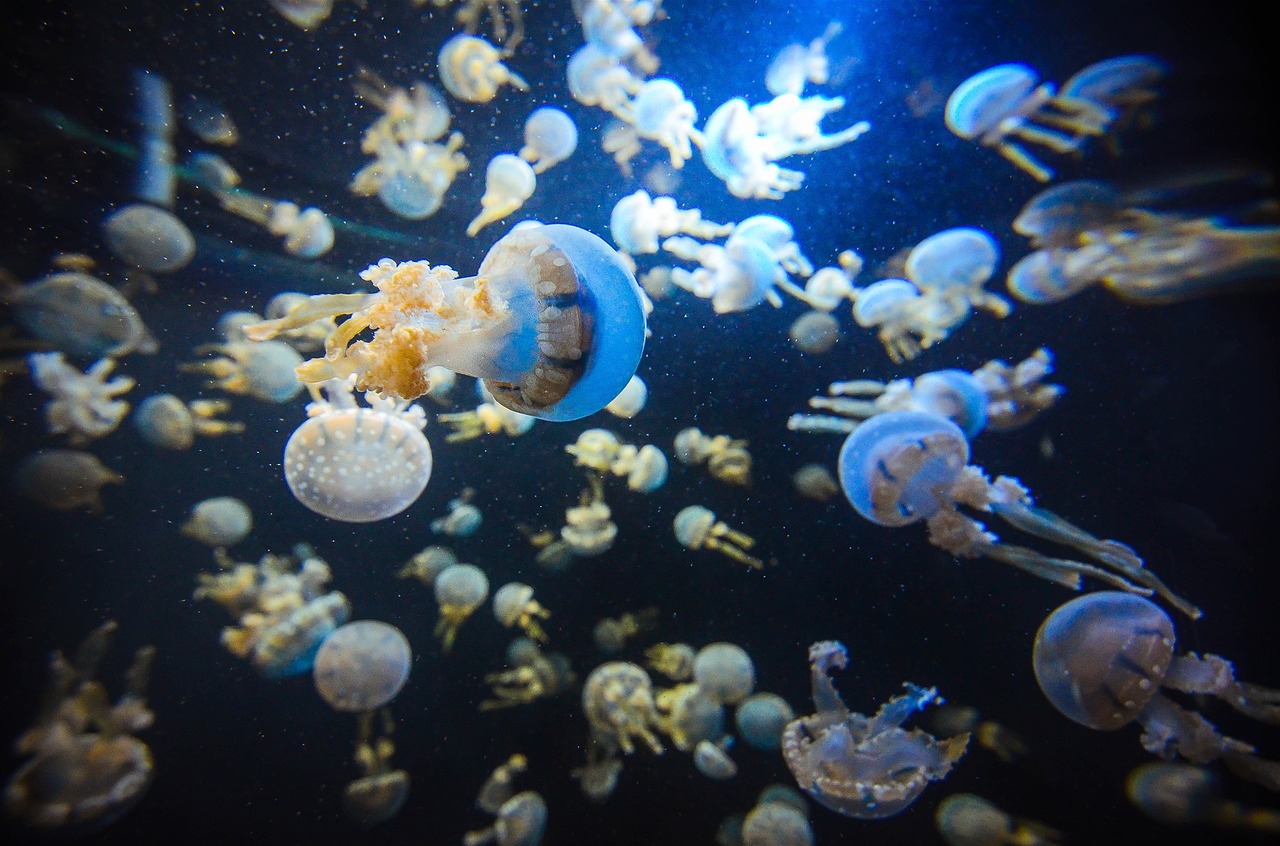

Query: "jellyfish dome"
(911, 370), (989, 439)
(852, 279), (920, 328)
(838, 411), (969, 527)
(945, 63), (1039, 139)
(312, 620), (412, 712)
(905, 227), (1000, 294)
(101, 203), (195, 273)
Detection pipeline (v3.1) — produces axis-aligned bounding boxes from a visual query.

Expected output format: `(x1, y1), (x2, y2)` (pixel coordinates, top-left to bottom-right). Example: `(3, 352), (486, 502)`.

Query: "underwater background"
(1, 0), (1278, 844)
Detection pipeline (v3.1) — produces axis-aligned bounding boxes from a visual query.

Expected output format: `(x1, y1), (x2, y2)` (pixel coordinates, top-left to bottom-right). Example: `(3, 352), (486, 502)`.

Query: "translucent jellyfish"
(791, 464), (839, 502)
(631, 78), (703, 169)
(180, 496), (253, 547)
(425, 0), (526, 55)
(283, 377), (432, 523)
(27, 352), (134, 445)
(464, 791), (547, 846)
(798, 250), (862, 311)
(433, 494), (483, 537)
(935, 794), (1061, 846)
(904, 227), (1011, 322)
(583, 661), (664, 754)
(610, 189), (733, 255)
(476, 754), (527, 813)
(467, 155), (537, 237)
(1034, 592), (1280, 787)
(519, 107), (578, 173)
(673, 426), (752, 485)
(837, 410), (1199, 616)
(422, 365), (458, 405)
(1011, 180), (1124, 250)
(765, 22), (843, 97)
(11, 268), (158, 358)
(438, 34), (528, 103)
(215, 192), (335, 259)
(694, 643), (756, 705)
(572, 735), (623, 802)
(972, 348), (1063, 431)
(342, 710), (410, 825)
(187, 151), (239, 191)
(438, 399), (536, 443)
(736, 693), (796, 752)
(674, 505), (763, 570)
(246, 224), (647, 422)
(11, 449), (123, 513)
(493, 582), (551, 642)
(756, 784), (810, 816)
(645, 643), (696, 682)
(742, 800), (814, 846)
(605, 374), (647, 417)
(397, 545), (458, 586)
(788, 311), (840, 354)
(664, 232), (785, 314)
(695, 737), (738, 780)
(101, 204), (195, 273)
(566, 44), (643, 121)
(1059, 54), (1165, 144)
(269, 0), (334, 30)
(352, 133), (469, 221)
(945, 62), (1113, 182)
(566, 428), (622, 473)
(656, 683), (725, 752)
(182, 93), (238, 146)
(561, 476), (617, 556)
(749, 94), (871, 164)
(217, 309), (262, 342)
(434, 563), (489, 652)
(592, 608), (658, 654)
(353, 69), (452, 144)
(612, 443), (668, 493)
(194, 546), (351, 678)
(781, 640), (969, 818)
(132, 393), (243, 450)
(1127, 761), (1280, 833)
(181, 339), (303, 403)
(576, 0), (660, 72)
(481, 644), (575, 710)
(2, 621), (155, 833)
(927, 704), (1028, 763)
(639, 265), (675, 299)
(313, 620), (412, 712)
(128, 68), (176, 208)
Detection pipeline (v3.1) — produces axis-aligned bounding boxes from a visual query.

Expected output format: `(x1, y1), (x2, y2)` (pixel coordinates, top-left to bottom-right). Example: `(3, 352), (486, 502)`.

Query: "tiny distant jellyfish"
(432, 495), (482, 537)
(658, 683), (725, 752)
(180, 496), (253, 547)
(583, 661), (664, 755)
(312, 620), (412, 712)
(182, 93), (238, 145)
(11, 449), (123, 513)
(519, 106), (578, 173)
(464, 790), (547, 846)
(438, 33), (529, 103)
(935, 794), (1062, 846)
(468, 154), (537, 237)
(434, 563), (489, 652)
(792, 464), (838, 502)
(604, 374), (647, 418)
(181, 339), (304, 404)
(492, 582), (551, 642)
(132, 393), (243, 450)
(743, 800), (814, 846)
(695, 738), (739, 780)
(788, 311), (840, 354)
(694, 643), (756, 706)
(342, 711), (410, 826)
(736, 693), (797, 752)
(101, 204), (195, 273)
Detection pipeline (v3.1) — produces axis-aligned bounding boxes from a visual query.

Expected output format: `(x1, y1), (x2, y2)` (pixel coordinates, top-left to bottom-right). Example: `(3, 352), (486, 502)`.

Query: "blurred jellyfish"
(180, 496), (253, 547)
(313, 621), (412, 712)
(519, 107), (578, 173)
(434, 563), (489, 652)
(788, 311), (840, 354)
(12, 449), (123, 513)
(695, 737), (739, 780)
(674, 506), (763, 570)
(132, 393), (243, 450)
(605, 375), (648, 418)
(342, 709), (410, 826)
(792, 464), (839, 502)
(736, 693), (796, 752)
(583, 661), (664, 755)
(438, 34), (529, 103)
(433, 493), (483, 537)
(101, 204), (195, 273)
(181, 339), (303, 403)
(27, 352), (134, 445)
(11, 266), (158, 358)
(694, 643), (756, 706)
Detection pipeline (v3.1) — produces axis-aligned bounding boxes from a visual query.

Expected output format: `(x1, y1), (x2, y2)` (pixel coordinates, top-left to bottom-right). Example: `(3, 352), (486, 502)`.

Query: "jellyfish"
(610, 189), (733, 256)
(695, 737), (738, 780)
(519, 107), (578, 173)
(750, 94), (871, 164)
(674, 505), (764, 570)
(215, 191), (335, 259)
(664, 231), (786, 314)
(944, 62), (1114, 182)
(423, 0), (526, 55)
(432, 494), (483, 537)
(132, 393), (243, 450)
(583, 661), (665, 755)
(180, 496), (253, 548)
(836, 410), (1200, 616)
(1059, 55), (1166, 147)
(656, 683), (725, 752)
(245, 223), (647, 422)
(467, 155), (538, 237)
(576, 0), (660, 73)
(673, 426), (752, 485)
(788, 311), (840, 354)
(693, 642), (756, 706)
(592, 608), (658, 654)
(1011, 180), (1124, 250)
(342, 709), (410, 825)
(604, 374), (647, 417)
(565, 429), (622, 472)
(792, 464), (839, 502)
(927, 704), (1028, 763)
(572, 735), (623, 802)
(493, 582), (551, 642)
(313, 620), (412, 712)
(765, 21), (843, 97)
(181, 339), (303, 403)
(476, 754), (528, 813)
(566, 44), (643, 121)
(1033, 592), (1280, 787)
(631, 78), (703, 169)
(797, 250), (862, 312)
(131, 69), (176, 208)
(27, 352), (134, 445)
(742, 800), (814, 846)
(438, 34), (528, 103)
(645, 643), (696, 682)
(281, 377), (432, 523)
(782, 640), (969, 819)
(11, 449), (123, 513)
(463, 791), (547, 846)
(182, 92), (238, 146)
(352, 133), (469, 221)
(1127, 761), (1280, 833)
(217, 309), (263, 342)
(736, 693), (796, 752)
(194, 547), (351, 678)
(904, 227), (1011, 322)
(612, 443), (668, 493)
(101, 204), (195, 273)
(3, 621), (155, 833)
(269, 0), (334, 30)
(935, 794), (1062, 846)
(10, 266), (158, 358)
(397, 545), (458, 586)
(561, 476), (618, 556)
(481, 645), (575, 711)
(434, 563), (489, 652)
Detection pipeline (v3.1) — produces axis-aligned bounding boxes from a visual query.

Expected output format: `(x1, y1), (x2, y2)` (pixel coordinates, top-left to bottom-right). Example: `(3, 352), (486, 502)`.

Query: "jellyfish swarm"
(283, 377), (432, 523)
(1033, 592), (1280, 789)
(245, 224), (646, 422)
(837, 410), (1200, 618)
(782, 641), (967, 819)
(313, 620), (412, 712)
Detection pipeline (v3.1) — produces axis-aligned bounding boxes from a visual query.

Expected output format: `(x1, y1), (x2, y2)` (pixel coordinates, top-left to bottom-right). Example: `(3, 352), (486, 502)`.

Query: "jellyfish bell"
(1061, 54), (1166, 106)
(852, 279), (920, 327)
(1013, 180), (1123, 248)
(905, 227), (1000, 293)
(911, 370), (989, 439)
(945, 63), (1040, 140)
(312, 620), (412, 712)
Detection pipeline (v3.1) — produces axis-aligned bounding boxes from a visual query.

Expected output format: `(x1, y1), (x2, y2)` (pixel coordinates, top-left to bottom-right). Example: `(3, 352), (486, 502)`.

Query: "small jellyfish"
(612, 443), (668, 493)
(788, 311), (840, 354)
(1127, 761), (1280, 833)
(572, 736), (623, 803)
(438, 399), (536, 442)
(765, 21), (843, 97)
(742, 800), (814, 846)
(181, 339), (303, 403)
(610, 189), (733, 256)
(781, 641), (968, 819)
(101, 204), (195, 273)
(904, 227), (1011, 321)
(694, 643), (756, 706)
(935, 794), (1061, 846)
(269, 0), (334, 30)
(283, 377), (432, 523)
(583, 661), (665, 755)
(566, 44), (643, 121)
(674, 506), (763, 570)
(438, 34), (529, 103)
(180, 496), (253, 548)
(397, 545), (458, 586)
(132, 69), (176, 208)
(217, 309), (263, 342)
(1034, 592), (1280, 787)
(476, 754), (528, 813)
(493, 582), (551, 642)
(342, 710), (410, 825)
(695, 737), (738, 780)
(313, 620), (412, 712)
(480, 645), (575, 711)
(132, 393), (243, 450)
(434, 563), (489, 652)
(657, 683), (726, 752)
(632, 78), (703, 169)
(468, 154), (537, 237)
(12, 449), (123, 513)
(672, 427), (752, 486)
(798, 250), (862, 311)
(736, 693), (796, 752)
(433, 494), (483, 537)
(246, 224), (647, 422)
(592, 608), (658, 654)
(11, 267), (158, 359)
(646, 643), (697, 682)
(182, 93), (238, 145)
(792, 464), (839, 502)
(927, 704), (1028, 763)
(27, 352), (134, 445)
(561, 476), (617, 556)
(519, 107), (578, 173)
(604, 374), (648, 418)
(463, 790), (547, 846)
(565, 428), (622, 473)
